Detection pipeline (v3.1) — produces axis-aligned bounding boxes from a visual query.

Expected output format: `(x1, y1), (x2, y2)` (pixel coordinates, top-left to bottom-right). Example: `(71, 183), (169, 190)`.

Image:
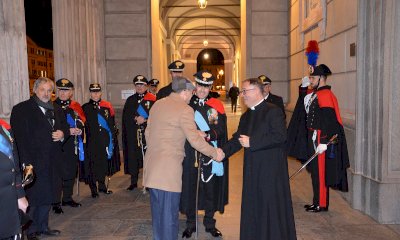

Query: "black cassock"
(180, 96), (229, 226)
(82, 99), (120, 182)
(122, 92), (155, 181)
(223, 100), (296, 240)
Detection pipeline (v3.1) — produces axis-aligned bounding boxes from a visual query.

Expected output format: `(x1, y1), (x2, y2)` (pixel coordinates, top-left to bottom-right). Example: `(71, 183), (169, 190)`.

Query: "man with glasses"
(222, 78), (296, 240)
(122, 75), (156, 191)
(180, 71), (229, 238)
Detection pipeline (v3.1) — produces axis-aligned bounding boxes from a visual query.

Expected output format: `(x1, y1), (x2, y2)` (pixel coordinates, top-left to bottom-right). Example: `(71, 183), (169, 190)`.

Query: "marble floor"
(46, 101), (400, 240)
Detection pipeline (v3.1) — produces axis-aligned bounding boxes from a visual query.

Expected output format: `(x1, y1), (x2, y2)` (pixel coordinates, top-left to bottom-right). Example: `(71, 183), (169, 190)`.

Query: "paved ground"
(46, 100), (400, 239)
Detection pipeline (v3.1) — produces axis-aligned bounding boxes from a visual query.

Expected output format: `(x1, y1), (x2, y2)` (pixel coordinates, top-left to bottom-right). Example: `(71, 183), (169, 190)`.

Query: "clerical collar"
(250, 98), (265, 110)
(264, 93), (269, 100)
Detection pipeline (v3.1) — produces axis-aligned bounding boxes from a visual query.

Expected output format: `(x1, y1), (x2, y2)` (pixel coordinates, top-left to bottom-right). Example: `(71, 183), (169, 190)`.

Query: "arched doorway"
(197, 48), (225, 91)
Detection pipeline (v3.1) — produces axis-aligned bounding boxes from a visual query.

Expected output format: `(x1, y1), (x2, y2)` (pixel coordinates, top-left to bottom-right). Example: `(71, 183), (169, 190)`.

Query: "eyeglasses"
(239, 88), (256, 95)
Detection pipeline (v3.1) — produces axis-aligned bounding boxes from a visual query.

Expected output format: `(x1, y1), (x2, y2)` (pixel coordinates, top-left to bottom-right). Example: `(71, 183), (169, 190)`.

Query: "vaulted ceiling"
(159, 0), (240, 59)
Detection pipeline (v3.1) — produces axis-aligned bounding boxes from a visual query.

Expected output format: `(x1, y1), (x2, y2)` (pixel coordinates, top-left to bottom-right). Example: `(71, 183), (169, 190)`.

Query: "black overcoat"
(223, 100), (297, 240)
(11, 98), (68, 206)
(122, 92), (155, 174)
(0, 125), (25, 238)
(82, 99), (120, 181)
(180, 96), (229, 214)
(54, 100), (85, 180)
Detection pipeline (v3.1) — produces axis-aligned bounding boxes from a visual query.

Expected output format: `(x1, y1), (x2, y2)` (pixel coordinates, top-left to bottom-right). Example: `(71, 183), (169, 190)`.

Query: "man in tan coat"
(143, 76), (224, 240)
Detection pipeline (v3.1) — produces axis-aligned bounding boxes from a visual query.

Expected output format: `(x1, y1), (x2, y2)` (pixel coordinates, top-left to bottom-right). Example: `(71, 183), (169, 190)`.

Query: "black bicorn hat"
(168, 60), (185, 72)
(258, 75), (272, 85)
(89, 83), (102, 92)
(309, 64), (332, 76)
(193, 70), (215, 86)
(133, 75), (148, 85)
(149, 79), (160, 86)
(56, 78), (74, 90)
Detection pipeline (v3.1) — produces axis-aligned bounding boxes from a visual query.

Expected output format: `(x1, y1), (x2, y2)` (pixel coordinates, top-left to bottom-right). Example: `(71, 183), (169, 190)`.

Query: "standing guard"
(82, 83), (120, 198)
(258, 75), (285, 118)
(148, 79), (160, 95)
(52, 78), (85, 213)
(156, 60), (185, 100)
(180, 70), (229, 238)
(122, 75), (156, 191)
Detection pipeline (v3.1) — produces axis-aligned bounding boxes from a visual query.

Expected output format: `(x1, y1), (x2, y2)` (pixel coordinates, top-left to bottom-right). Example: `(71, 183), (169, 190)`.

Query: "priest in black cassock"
(222, 78), (296, 240)
(122, 75), (156, 191)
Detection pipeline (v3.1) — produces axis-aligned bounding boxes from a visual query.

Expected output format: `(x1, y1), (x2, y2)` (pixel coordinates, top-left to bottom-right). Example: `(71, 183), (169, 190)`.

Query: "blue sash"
(66, 114), (85, 161)
(194, 111), (224, 176)
(97, 114), (114, 159)
(137, 104), (149, 119)
(0, 130), (12, 159)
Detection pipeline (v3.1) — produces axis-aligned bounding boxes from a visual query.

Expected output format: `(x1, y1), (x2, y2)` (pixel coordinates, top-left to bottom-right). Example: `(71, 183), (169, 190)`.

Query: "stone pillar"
(52, 0), (106, 103)
(243, 0), (289, 102)
(354, 0), (400, 223)
(103, 0), (151, 108)
(0, 0), (30, 120)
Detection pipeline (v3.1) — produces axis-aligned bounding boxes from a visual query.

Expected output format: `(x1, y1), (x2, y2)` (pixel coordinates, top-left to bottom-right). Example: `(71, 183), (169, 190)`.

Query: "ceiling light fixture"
(204, 52), (209, 59)
(198, 0), (208, 9)
(203, 18), (208, 46)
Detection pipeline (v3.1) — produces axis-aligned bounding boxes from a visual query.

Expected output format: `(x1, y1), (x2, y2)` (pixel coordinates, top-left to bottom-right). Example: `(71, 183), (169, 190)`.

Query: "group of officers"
(0, 58), (349, 240)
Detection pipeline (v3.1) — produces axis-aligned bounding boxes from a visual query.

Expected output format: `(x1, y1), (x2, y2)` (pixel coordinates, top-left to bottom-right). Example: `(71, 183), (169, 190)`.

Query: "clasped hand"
(215, 148), (225, 162)
(52, 130), (64, 142)
(239, 135), (250, 148)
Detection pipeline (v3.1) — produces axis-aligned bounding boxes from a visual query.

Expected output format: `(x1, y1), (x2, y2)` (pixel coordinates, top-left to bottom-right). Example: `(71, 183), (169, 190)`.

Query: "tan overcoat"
(143, 93), (218, 192)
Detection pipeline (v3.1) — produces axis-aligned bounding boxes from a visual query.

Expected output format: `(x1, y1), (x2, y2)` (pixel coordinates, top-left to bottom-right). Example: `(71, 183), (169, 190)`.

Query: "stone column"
(243, 0), (289, 102)
(354, 0), (400, 223)
(52, 0), (106, 103)
(0, 0), (30, 120)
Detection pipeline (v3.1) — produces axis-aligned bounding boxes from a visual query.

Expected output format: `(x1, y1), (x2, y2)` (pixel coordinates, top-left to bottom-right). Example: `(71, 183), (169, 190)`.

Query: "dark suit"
(11, 97), (68, 235)
(156, 83), (172, 100)
(0, 123), (25, 239)
(265, 93), (286, 119)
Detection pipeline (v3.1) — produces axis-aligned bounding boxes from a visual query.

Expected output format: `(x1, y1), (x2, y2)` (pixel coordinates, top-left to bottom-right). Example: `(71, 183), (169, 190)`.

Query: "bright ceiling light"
(203, 39), (208, 46)
(198, 0), (207, 9)
(204, 52), (209, 59)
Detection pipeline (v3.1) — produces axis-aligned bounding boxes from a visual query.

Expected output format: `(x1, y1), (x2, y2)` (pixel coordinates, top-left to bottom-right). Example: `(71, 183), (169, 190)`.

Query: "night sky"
(24, 0), (53, 49)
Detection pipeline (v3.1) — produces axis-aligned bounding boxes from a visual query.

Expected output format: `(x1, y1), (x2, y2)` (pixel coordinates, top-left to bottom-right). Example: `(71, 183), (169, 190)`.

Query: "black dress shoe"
(126, 184), (138, 191)
(39, 229), (61, 236)
(99, 189), (113, 194)
(52, 205), (64, 214)
(62, 200), (82, 207)
(305, 205), (328, 212)
(205, 227), (222, 237)
(182, 227), (196, 238)
(304, 204), (316, 209)
(91, 192), (99, 198)
(27, 233), (39, 240)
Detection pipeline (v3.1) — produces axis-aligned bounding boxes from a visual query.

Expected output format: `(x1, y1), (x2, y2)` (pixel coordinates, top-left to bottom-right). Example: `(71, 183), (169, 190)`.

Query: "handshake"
(214, 148), (225, 162)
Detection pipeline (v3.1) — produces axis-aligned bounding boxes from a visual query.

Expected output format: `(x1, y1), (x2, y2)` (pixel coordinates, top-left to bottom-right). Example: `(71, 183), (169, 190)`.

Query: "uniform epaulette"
(70, 101), (87, 123)
(0, 119), (11, 130)
(144, 92), (157, 102)
(99, 100), (115, 117)
(206, 98), (225, 114)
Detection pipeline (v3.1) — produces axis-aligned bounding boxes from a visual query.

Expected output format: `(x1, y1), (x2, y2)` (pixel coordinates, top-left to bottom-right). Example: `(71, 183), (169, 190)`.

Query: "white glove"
(316, 144), (327, 154)
(301, 76), (310, 87)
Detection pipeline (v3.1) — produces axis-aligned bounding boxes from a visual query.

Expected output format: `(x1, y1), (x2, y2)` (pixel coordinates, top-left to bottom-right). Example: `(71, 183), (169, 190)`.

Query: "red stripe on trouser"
(317, 130), (327, 207)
